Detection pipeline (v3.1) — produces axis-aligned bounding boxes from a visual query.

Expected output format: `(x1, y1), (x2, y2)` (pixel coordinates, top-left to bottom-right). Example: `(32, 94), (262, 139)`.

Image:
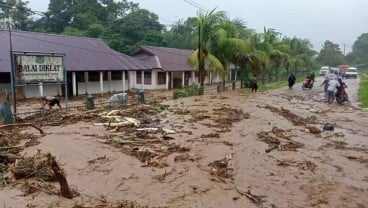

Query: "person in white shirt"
(327, 78), (340, 104)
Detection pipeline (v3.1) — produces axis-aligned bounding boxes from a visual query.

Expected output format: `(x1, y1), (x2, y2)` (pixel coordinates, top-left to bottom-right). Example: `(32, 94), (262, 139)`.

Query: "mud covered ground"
(1, 77), (367, 208)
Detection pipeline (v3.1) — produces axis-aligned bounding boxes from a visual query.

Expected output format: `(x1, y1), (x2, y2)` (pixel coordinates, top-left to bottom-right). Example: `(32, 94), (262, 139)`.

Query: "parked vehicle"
(338, 65), (349, 77)
(319, 66), (329, 76)
(345, 67), (358, 79)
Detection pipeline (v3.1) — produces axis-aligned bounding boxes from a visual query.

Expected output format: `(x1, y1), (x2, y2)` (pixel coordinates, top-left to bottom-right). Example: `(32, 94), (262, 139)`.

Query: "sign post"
(10, 52), (67, 115)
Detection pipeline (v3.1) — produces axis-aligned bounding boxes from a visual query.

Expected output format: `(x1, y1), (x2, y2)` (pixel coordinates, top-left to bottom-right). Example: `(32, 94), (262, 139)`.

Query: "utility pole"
(343, 43), (347, 56)
(198, 24), (204, 95)
(7, 22), (17, 114)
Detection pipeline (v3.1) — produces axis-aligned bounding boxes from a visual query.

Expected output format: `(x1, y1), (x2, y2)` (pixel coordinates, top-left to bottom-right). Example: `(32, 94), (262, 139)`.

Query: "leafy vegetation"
(173, 84), (201, 99)
(1, 0), (367, 87)
(358, 73), (368, 108)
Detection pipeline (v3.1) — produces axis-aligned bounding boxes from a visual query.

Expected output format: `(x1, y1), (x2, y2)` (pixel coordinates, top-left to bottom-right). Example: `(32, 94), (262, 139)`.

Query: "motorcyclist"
(310, 72), (315, 82)
(335, 77), (347, 97)
(305, 75), (313, 87)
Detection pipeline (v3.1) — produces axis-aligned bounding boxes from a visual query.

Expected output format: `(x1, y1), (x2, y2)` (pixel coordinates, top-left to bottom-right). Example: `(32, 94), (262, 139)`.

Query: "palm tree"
(283, 37), (317, 76)
(191, 9), (226, 94)
(189, 9), (253, 93)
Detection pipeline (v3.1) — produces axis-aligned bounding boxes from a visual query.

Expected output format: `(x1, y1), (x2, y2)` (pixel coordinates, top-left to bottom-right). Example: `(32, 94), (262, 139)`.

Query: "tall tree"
(105, 8), (164, 53)
(317, 40), (345, 66)
(0, 0), (32, 30)
(165, 17), (198, 49)
(189, 9), (227, 94)
(351, 33), (368, 68)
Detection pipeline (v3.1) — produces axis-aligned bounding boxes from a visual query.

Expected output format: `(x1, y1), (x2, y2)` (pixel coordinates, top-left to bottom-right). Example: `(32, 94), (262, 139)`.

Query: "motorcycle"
(335, 86), (349, 105)
(302, 79), (313, 90)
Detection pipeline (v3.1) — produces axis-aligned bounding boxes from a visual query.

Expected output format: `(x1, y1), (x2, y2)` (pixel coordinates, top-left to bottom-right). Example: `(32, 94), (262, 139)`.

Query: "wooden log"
(0, 123), (45, 135)
(49, 157), (73, 199)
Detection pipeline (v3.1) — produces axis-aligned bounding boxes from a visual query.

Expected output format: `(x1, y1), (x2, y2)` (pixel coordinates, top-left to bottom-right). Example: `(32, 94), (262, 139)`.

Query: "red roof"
(0, 30), (149, 73)
(131, 45), (195, 72)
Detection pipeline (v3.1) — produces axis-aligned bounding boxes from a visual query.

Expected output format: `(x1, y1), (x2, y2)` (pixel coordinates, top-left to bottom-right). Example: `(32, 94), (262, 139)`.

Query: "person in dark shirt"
(251, 75), (258, 93)
(41, 96), (61, 109)
(288, 73), (296, 89)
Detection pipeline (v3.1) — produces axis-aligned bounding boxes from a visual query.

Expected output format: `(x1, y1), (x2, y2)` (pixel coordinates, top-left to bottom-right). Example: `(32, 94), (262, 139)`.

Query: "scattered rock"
(306, 125), (322, 134)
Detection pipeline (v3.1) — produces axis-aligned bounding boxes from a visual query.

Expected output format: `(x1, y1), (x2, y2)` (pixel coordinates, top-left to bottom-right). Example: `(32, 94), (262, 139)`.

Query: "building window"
(88, 71), (99, 82)
(76, 72), (85, 82)
(111, 71), (122, 81)
(136, 71), (142, 84)
(144, 71), (151, 85)
(136, 71), (152, 85)
(157, 72), (166, 85)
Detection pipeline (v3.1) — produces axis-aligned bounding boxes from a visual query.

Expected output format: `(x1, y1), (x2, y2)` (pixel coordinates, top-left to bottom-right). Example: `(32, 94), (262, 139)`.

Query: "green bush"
(358, 73), (368, 108)
(173, 84), (201, 99)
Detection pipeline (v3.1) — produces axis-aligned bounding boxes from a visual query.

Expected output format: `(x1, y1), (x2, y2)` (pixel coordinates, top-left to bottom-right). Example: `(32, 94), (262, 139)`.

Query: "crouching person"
(41, 96), (62, 109)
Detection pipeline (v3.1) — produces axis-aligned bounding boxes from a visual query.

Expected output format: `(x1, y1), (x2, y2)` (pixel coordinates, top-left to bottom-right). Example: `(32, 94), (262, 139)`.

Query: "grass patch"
(258, 77), (304, 92)
(358, 73), (368, 108)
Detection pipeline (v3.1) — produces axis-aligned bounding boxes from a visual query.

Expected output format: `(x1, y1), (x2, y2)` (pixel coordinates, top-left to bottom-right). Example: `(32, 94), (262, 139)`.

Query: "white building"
(0, 30), (149, 98)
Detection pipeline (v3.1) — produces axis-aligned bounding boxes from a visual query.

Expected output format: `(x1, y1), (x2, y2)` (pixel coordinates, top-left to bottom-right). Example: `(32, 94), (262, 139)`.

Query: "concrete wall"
(130, 70), (158, 90)
(0, 69), (219, 98)
(24, 84), (60, 98)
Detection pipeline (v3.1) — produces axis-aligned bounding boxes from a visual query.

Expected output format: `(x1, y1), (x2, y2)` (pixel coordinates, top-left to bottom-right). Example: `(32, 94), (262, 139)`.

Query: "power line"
(0, 2), (45, 16)
(182, 0), (208, 12)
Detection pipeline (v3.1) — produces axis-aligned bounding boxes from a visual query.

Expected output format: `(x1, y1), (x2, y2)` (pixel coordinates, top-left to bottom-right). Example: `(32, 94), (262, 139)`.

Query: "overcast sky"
(27, 0), (368, 53)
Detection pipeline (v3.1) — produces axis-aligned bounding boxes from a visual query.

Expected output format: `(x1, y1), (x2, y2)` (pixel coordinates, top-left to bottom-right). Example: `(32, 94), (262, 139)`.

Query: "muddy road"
(1, 76), (367, 208)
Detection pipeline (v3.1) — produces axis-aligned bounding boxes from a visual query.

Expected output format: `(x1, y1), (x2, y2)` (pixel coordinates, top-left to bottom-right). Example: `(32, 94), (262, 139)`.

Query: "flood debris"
(152, 169), (172, 183)
(305, 125), (322, 134)
(258, 127), (304, 153)
(106, 138), (190, 167)
(343, 155), (368, 163)
(200, 133), (220, 138)
(8, 152), (73, 198)
(21, 108), (104, 126)
(264, 105), (307, 126)
(208, 154), (233, 180)
(277, 159), (317, 172)
(174, 153), (201, 162)
(91, 104), (191, 167)
(235, 188), (266, 205)
(72, 198), (148, 208)
(213, 108), (250, 128)
(0, 123), (45, 135)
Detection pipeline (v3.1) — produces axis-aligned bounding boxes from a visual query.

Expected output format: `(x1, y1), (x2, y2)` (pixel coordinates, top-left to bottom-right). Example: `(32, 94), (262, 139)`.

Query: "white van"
(319, 66), (329, 76)
(345, 67), (358, 79)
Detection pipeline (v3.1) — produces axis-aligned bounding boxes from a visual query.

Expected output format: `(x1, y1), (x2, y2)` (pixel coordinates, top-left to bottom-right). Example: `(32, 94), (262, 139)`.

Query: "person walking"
(288, 73), (296, 89)
(326, 77), (340, 104)
(321, 75), (330, 99)
(251, 75), (258, 93)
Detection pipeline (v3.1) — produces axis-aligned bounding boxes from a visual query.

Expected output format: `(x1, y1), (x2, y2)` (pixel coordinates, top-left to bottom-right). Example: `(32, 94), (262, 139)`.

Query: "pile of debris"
(212, 108), (250, 130)
(208, 154), (233, 181)
(258, 126), (304, 153)
(2, 151), (73, 198)
(21, 109), (104, 126)
(263, 105), (321, 134)
(95, 105), (190, 167)
(72, 199), (148, 208)
(277, 159), (317, 172)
